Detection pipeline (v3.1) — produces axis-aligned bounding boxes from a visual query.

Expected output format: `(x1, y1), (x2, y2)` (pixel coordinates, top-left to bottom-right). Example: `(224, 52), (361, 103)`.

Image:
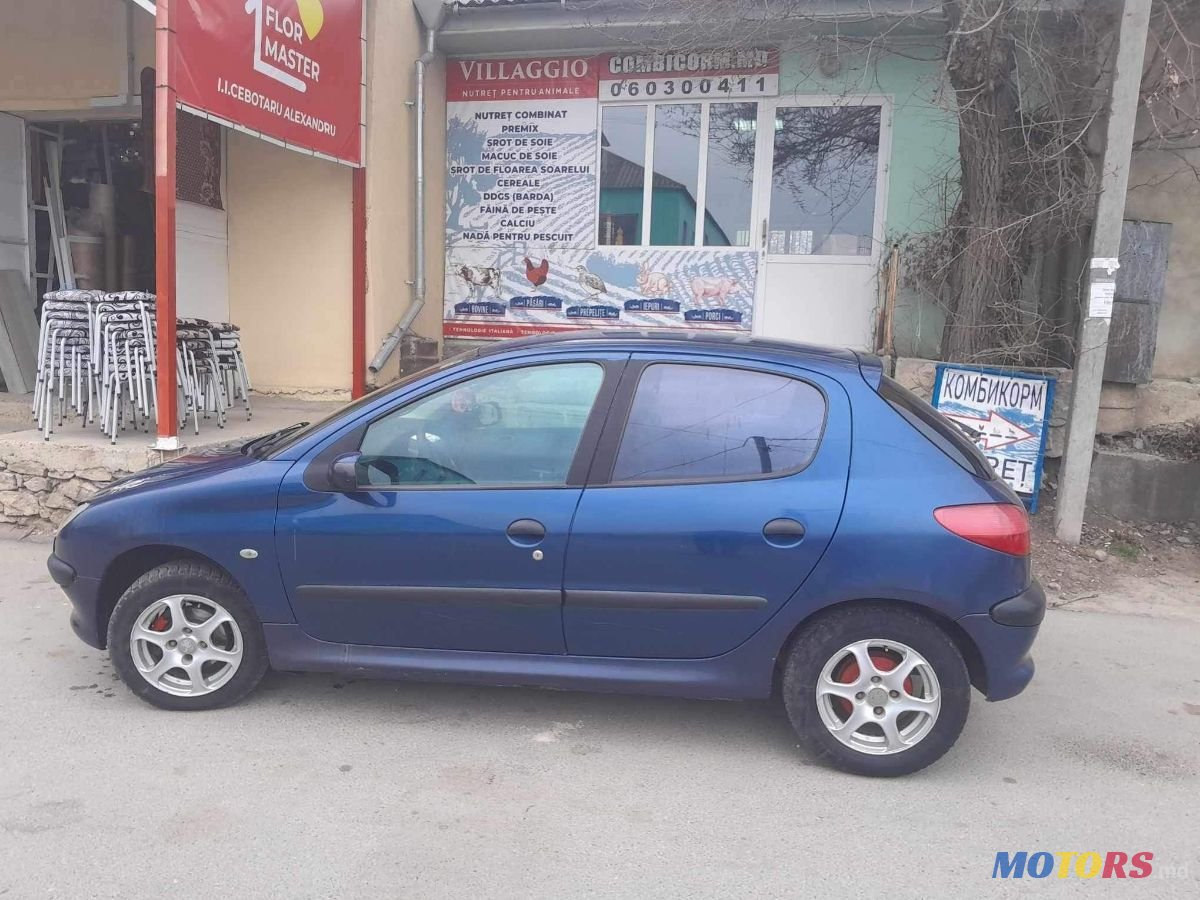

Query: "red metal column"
(351, 166), (367, 398)
(154, 0), (179, 445)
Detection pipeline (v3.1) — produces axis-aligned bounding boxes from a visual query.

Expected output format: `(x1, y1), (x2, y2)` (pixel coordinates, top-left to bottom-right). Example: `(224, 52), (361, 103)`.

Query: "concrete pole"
(1054, 0), (1152, 543)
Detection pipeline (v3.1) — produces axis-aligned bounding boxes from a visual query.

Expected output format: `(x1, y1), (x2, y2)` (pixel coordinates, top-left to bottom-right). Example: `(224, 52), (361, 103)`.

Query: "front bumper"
(956, 580), (1045, 702)
(47, 552), (106, 649)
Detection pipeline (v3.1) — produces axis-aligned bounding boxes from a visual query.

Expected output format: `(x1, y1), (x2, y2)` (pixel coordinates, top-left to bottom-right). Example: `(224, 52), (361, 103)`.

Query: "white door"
(754, 97), (891, 350)
(175, 119), (229, 322)
(176, 201), (230, 323)
(0, 113), (29, 286)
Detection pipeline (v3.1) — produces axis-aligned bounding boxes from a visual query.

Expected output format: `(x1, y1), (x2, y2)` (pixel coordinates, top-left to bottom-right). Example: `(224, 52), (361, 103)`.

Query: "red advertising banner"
(176, 0), (363, 165)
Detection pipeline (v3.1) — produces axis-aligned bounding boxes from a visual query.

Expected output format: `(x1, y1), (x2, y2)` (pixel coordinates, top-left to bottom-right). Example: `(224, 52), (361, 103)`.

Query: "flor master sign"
(933, 365), (1056, 511)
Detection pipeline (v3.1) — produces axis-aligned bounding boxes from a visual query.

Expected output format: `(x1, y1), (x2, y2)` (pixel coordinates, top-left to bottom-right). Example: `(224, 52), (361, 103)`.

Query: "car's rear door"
(563, 353), (851, 658)
(275, 353), (626, 654)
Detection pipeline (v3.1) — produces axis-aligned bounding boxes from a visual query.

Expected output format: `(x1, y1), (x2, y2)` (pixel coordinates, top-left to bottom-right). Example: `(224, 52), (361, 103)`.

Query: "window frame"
(587, 358), (829, 488)
(303, 358), (626, 493)
(759, 94), (892, 268)
(596, 99), (761, 250)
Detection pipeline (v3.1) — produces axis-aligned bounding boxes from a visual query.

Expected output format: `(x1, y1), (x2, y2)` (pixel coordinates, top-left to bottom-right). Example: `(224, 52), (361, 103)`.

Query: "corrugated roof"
(446, 0), (564, 7)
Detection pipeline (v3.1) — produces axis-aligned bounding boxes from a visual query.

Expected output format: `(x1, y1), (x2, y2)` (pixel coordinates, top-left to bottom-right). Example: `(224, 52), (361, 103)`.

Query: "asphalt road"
(1, 536), (1198, 899)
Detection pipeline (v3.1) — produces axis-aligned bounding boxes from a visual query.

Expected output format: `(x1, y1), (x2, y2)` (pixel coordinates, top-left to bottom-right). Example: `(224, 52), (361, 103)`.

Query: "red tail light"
(934, 503), (1030, 556)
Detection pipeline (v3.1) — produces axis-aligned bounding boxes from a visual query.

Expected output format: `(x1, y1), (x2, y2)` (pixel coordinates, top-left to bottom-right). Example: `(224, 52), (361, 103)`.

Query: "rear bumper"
(957, 580), (1045, 702)
(48, 552), (106, 650)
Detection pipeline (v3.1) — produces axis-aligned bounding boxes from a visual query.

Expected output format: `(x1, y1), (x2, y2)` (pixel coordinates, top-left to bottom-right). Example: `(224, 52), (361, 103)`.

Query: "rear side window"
(878, 375), (994, 479)
(611, 364), (826, 483)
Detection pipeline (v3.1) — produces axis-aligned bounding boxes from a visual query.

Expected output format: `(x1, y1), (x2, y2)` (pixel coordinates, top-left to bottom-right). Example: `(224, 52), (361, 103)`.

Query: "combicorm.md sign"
(932, 365), (1056, 510)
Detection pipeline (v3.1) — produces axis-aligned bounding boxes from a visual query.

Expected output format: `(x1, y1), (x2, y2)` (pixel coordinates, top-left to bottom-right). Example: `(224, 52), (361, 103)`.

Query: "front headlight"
(57, 502), (90, 535)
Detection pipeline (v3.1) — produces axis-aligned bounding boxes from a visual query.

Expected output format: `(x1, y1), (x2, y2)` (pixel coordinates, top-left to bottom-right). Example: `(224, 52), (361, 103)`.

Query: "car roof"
(474, 329), (872, 372)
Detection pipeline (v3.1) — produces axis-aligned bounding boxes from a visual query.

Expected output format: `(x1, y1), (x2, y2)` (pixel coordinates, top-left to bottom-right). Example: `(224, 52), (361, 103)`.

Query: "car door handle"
(506, 518), (546, 547)
(763, 518), (806, 547)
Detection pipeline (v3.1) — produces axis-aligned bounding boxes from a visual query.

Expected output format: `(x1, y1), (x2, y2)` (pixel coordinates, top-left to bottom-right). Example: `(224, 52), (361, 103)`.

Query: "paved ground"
(0, 537), (1197, 899)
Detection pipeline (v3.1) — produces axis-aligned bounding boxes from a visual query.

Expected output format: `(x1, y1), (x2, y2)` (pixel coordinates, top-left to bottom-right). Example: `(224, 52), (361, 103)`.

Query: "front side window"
(358, 363), (604, 487)
(611, 364), (825, 483)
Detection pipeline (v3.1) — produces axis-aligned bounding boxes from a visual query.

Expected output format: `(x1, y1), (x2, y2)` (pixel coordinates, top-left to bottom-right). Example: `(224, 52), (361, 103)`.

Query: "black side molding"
(47, 554), (76, 588)
(566, 590), (767, 611)
(989, 580), (1046, 626)
(294, 585), (561, 608)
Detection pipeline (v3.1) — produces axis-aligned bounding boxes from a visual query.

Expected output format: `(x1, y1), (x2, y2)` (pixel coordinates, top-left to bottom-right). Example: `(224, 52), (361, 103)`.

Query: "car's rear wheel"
(781, 604), (970, 776)
(107, 561), (268, 710)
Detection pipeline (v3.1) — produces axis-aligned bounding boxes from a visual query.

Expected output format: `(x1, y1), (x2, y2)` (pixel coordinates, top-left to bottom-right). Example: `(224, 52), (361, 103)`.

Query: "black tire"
(107, 560), (269, 711)
(781, 603), (970, 777)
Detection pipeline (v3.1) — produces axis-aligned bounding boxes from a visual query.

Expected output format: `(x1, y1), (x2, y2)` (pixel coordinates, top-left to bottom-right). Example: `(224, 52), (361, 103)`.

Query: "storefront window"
(649, 104), (701, 246)
(598, 106), (647, 245)
(767, 105), (881, 256)
(704, 103), (757, 247)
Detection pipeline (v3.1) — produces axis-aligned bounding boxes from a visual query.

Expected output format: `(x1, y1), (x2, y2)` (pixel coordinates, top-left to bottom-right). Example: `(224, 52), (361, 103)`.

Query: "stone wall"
(0, 459), (125, 532)
(0, 439), (155, 533)
(891, 357), (1200, 455)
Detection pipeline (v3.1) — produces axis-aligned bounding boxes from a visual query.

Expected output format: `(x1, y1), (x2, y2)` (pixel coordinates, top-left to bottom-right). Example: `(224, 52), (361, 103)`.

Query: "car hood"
(90, 445), (258, 502)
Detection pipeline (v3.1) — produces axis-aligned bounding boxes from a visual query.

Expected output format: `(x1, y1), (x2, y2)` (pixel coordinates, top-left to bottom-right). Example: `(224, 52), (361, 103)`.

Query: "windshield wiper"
(241, 422), (309, 456)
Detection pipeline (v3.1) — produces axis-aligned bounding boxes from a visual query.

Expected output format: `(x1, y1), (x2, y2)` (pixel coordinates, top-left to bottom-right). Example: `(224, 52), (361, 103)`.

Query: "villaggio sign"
(176, 0), (364, 165)
(446, 56), (599, 247)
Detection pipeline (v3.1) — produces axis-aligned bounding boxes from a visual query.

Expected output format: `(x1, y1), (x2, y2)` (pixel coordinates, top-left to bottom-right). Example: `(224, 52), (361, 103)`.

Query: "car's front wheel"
(781, 604), (970, 776)
(107, 561), (268, 710)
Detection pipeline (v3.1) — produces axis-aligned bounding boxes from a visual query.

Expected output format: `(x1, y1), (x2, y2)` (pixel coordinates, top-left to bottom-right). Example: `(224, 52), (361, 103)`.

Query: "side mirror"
(329, 453), (361, 492)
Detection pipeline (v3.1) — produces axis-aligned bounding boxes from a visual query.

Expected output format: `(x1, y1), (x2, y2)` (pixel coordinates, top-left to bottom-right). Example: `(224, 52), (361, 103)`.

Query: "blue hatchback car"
(49, 332), (1043, 776)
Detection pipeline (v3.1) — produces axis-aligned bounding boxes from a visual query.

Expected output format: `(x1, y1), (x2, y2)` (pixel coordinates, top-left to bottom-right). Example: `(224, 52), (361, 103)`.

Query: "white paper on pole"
(1089, 279), (1116, 318)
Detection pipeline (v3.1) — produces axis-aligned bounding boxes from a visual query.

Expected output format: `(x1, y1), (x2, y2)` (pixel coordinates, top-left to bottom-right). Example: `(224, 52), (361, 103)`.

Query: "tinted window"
(878, 376), (994, 479)
(358, 363), (604, 487)
(611, 364), (825, 483)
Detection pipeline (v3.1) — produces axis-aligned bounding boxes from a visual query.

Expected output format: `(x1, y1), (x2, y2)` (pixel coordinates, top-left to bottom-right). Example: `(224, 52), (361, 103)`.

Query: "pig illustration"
(636, 264), (672, 297)
(690, 275), (739, 306)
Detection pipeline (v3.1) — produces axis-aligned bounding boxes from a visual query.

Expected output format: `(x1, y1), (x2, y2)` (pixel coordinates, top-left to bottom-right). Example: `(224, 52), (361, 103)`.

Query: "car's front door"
(275, 355), (623, 653)
(563, 355), (851, 658)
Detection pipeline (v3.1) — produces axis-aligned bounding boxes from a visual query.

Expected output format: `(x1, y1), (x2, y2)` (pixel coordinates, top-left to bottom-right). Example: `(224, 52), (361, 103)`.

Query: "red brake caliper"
(833, 651), (914, 718)
(149, 611), (170, 632)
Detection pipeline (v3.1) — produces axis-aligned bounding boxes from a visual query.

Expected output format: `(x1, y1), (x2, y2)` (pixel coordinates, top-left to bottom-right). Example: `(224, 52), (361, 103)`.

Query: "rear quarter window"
(878, 375), (995, 480)
(611, 363), (826, 483)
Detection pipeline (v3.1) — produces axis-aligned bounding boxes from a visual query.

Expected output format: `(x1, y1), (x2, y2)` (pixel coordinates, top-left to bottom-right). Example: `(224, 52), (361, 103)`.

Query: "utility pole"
(1055, 0), (1152, 544)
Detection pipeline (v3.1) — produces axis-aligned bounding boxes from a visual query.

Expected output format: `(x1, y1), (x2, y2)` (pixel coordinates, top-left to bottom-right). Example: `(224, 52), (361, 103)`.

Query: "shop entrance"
(592, 92), (890, 348)
(754, 96), (891, 350)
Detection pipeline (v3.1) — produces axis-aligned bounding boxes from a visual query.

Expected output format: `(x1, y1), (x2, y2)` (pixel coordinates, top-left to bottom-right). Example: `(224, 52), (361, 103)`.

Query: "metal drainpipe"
(369, 23), (439, 378)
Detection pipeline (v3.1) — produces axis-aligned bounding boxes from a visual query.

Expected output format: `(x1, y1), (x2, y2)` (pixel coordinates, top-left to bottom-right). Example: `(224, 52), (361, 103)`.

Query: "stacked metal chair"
(34, 290), (102, 440)
(33, 292), (251, 444)
(176, 318), (252, 436)
(95, 292), (158, 442)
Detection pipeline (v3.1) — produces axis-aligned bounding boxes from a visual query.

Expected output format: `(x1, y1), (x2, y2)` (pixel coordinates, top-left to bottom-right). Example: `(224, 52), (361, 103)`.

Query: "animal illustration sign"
(932, 365), (1056, 510)
(444, 248), (756, 338)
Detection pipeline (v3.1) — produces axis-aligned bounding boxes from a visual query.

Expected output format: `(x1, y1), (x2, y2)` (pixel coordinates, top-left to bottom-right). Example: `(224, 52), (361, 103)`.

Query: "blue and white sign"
(932, 365), (1056, 510)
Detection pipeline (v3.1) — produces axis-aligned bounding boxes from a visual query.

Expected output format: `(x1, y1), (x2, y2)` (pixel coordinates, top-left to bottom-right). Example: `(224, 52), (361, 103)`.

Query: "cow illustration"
(459, 265), (502, 301)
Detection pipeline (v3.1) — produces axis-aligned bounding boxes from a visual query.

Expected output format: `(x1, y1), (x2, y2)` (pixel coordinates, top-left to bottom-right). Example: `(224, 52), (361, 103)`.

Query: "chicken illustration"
(524, 257), (550, 289)
(575, 265), (608, 300)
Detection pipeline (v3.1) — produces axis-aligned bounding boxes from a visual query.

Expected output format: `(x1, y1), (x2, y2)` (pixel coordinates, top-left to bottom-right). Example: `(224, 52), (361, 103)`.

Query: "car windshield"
(262, 350), (480, 458)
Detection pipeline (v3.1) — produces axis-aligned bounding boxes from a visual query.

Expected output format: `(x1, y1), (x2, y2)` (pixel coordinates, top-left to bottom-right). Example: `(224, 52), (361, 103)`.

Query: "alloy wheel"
(815, 639), (941, 755)
(129, 594), (243, 697)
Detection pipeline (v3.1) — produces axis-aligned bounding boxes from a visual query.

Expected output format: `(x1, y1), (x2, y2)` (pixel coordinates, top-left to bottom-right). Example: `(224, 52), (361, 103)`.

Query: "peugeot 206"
(48, 332), (1044, 776)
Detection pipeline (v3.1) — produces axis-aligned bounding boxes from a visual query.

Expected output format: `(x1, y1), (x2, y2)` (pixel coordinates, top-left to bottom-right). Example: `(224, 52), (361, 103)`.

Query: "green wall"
(778, 42), (957, 357)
